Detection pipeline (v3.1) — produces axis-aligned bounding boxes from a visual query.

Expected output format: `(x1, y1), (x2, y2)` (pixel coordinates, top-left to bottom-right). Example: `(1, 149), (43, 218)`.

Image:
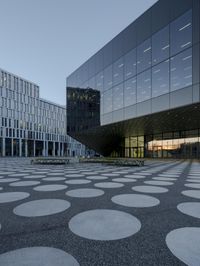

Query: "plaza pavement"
(0, 158), (200, 265)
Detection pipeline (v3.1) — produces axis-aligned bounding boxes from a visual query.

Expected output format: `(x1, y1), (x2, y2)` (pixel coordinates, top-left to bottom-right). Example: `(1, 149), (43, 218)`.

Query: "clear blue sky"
(0, 0), (157, 105)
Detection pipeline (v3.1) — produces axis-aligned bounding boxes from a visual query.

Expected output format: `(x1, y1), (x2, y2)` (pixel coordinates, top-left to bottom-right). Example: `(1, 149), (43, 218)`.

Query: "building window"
(137, 38), (151, 74)
(113, 57), (124, 86)
(124, 77), (136, 107)
(104, 65), (112, 91)
(137, 69), (151, 102)
(124, 48), (137, 80)
(103, 89), (112, 113)
(170, 48), (192, 91)
(113, 83), (123, 111)
(96, 71), (104, 92)
(152, 25), (170, 66)
(170, 9), (192, 56)
(152, 60), (169, 97)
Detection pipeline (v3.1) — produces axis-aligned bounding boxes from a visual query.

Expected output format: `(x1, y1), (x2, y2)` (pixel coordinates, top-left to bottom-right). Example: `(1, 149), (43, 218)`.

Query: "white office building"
(0, 68), (85, 157)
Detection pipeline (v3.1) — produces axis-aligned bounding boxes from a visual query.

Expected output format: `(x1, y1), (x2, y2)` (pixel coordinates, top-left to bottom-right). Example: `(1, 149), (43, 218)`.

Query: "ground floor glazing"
(123, 129), (200, 159)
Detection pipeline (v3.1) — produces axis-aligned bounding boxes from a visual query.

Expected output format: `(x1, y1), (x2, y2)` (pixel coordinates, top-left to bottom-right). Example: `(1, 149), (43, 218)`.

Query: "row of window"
(102, 48), (192, 113)
(69, 10), (192, 92)
(0, 71), (39, 98)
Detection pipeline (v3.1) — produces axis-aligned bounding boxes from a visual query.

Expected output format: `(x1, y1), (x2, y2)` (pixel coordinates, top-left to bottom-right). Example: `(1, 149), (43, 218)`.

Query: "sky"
(0, 0), (158, 105)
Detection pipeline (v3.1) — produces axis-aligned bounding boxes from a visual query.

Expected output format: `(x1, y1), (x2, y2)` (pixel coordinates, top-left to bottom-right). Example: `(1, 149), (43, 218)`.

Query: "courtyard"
(0, 158), (200, 265)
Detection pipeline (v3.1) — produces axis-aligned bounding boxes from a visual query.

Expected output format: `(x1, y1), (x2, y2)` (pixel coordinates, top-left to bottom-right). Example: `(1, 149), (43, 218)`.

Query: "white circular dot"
(182, 190), (200, 199)
(66, 188), (104, 198)
(0, 178), (20, 183)
(86, 175), (108, 180)
(152, 177), (177, 181)
(186, 179), (200, 183)
(184, 183), (200, 189)
(65, 174), (84, 178)
(124, 175), (145, 179)
(111, 194), (160, 207)
(43, 177), (66, 181)
(24, 175), (46, 179)
(0, 192), (30, 203)
(144, 180), (174, 186)
(166, 227), (200, 266)
(101, 173), (120, 177)
(132, 185), (168, 193)
(14, 199), (71, 217)
(34, 184), (68, 192)
(65, 179), (91, 185)
(177, 202), (200, 219)
(0, 247), (79, 266)
(69, 209), (141, 240)
(9, 173), (28, 177)
(10, 181), (40, 187)
(112, 178), (137, 183)
(94, 182), (124, 188)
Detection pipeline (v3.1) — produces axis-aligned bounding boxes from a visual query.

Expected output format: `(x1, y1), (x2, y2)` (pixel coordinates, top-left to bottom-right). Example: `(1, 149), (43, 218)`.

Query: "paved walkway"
(0, 158), (200, 265)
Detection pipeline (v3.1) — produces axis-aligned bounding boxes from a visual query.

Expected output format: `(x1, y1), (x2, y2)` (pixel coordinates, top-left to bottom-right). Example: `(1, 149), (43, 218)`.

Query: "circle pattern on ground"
(111, 194), (160, 207)
(132, 185), (168, 193)
(65, 174), (84, 178)
(181, 190), (200, 199)
(43, 177), (66, 181)
(184, 183), (200, 189)
(124, 175), (145, 179)
(177, 202), (200, 219)
(153, 177), (177, 181)
(144, 180), (174, 186)
(86, 176), (108, 180)
(34, 184), (67, 192)
(65, 179), (91, 185)
(24, 175), (46, 179)
(69, 209), (141, 240)
(112, 178), (137, 183)
(13, 199), (71, 217)
(0, 178), (20, 183)
(10, 181), (40, 187)
(94, 182), (124, 188)
(166, 227), (200, 266)
(0, 247), (79, 266)
(0, 192), (30, 203)
(101, 173), (120, 177)
(66, 188), (104, 198)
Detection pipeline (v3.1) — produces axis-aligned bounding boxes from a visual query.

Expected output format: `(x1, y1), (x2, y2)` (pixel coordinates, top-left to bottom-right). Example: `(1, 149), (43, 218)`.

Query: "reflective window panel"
(103, 89), (112, 113)
(170, 9), (192, 56)
(96, 71), (104, 91)
(113, 83), (123, 111)
(124, 48), (137, 80)
(104, 65), (112, 91)
(170, 48), (192, 92)
(152, 25), (170, 66)
(124, 77), (136, 107)
(137, 38), (151, 74)
(152, 60), (169, 97)
(113, 57), (124, 86)
(137, 69), (151, 102)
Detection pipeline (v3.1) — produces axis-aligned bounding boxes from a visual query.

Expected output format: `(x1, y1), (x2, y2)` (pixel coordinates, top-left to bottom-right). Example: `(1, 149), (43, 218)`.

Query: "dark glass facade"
(67, 0), (200, 159)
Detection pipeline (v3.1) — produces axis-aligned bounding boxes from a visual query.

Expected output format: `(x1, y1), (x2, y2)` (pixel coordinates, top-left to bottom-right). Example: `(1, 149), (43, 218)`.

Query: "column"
(11, 138), (14, 157)
(58, 142), (61, 157)
(61, 142), (64, 157)
(53, 142), (55, 157)
(42, 141), (45, 157)
(25, 140), (28, 157)
(33, 140), (36, 157)
(46, 141), (48, 157)
(2, 137), (5, 157)
(19, 138), (22, 157)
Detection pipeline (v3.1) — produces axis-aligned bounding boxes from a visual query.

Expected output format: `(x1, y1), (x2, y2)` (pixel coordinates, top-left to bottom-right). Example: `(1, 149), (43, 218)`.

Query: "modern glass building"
(0, 68), (85, 157)
(67, 0), (200, 159)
